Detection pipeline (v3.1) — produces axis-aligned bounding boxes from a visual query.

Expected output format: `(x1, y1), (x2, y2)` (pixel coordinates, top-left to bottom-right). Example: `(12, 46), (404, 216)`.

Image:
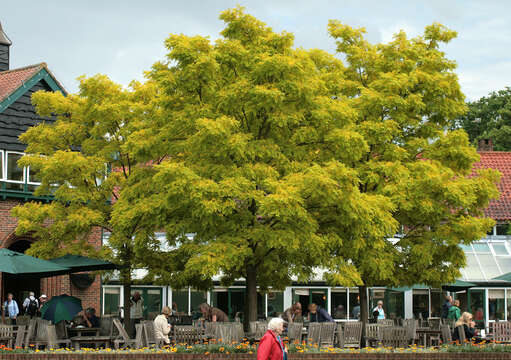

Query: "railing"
(0, 180), (53, 201)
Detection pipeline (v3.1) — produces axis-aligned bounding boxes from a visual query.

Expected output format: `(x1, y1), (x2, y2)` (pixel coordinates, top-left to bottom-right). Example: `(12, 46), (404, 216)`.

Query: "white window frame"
(5, 151), (25, 184)
(0, 150), (4, 180)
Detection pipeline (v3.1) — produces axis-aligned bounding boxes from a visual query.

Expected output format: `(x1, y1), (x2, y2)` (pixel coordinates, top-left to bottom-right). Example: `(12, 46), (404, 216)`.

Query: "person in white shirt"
(22, 292), (39, 317)
(373, 300), (385, 320)
(153, 306), (172, 345)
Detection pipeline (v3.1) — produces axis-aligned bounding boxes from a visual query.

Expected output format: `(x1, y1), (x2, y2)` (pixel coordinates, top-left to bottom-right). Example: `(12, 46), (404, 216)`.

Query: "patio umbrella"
(41, 294), (82, 324)
(49, 254), (121, 272)
(0, 248), (70, 276)
(442, 280), (477, 292)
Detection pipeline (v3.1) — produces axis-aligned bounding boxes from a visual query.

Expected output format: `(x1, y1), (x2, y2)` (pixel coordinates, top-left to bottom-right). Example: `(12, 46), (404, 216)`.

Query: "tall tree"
(11, 75), (159, 333)
(325, 21), (499, 325)
(457, 87), (511, 151)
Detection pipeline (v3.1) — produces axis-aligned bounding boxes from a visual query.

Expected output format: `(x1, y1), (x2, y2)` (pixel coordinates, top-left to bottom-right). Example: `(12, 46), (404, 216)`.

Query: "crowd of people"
(2, 291), (48, 324)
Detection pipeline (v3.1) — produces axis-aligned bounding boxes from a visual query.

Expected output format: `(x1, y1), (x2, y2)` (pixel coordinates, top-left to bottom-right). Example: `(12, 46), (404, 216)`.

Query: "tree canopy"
(13, 7), (499, 325)
(457, 87), (511, 151)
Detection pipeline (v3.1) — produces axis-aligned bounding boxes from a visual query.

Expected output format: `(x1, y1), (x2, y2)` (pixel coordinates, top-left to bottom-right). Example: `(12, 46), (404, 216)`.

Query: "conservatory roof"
(459, 237), (511, 282)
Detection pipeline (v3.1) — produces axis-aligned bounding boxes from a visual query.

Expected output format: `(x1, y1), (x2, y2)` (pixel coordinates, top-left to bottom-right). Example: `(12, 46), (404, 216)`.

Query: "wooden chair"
(231, 323), (244, 343)
(47, 325), (71, 349)
(254, 322), (267, 342)
(112, 318), (140, 349)
(403, 319), (417, 344)
(14, 325), (26, 349)
(428, 318), (441, 330)
(493, 321), (511, 343)
(24, 319), (37, 349)
(377, 319), (394, 326)
(173, 325), (200, 345)
(365, 323), (380, 347)
(287, 322), (303, 345)
(306, 322), (321, 345)
(342, 322), (362, 349)
(99, 316), (114, 337)
(33, 319), (51, 349)
(0, 325), (13, 348)
(440, 324), (452, 344)
(381, 326), (408, 348)
(441, 318), (455, 329)
(16, 316), (30, 326)
(319, 322), (336, 347)
(55, 321), (68, 340)
(141, 320), (159, 347)
(455, 325), (466, 344)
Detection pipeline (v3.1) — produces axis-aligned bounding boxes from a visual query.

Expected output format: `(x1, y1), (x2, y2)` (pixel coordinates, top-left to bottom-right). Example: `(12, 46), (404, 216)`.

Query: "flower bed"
(2, 342), (511, 359)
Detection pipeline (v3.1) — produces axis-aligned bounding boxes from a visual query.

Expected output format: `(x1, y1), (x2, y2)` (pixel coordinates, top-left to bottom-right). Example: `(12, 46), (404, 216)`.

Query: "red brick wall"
(0, 198), (102, 313)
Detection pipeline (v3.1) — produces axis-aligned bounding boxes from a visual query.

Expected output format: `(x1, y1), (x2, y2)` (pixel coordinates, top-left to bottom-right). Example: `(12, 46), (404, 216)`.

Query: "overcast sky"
(1, 0), (509, 100)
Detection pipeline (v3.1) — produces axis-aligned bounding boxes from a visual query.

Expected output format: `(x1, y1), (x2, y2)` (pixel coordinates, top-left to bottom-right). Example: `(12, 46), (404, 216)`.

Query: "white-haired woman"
(257, 317), (288, 360)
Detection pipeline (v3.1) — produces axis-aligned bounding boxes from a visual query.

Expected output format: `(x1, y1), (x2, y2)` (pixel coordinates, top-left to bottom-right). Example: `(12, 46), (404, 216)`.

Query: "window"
(496, 224), (510, 236)
(190, 290), (207, 316)
(5, 152), (24, 190)
(489, 289), (505, 321)
(349, 288), (360, 320)
(172, 289), (189, 315)
(386, 290), (404, 319)
(430, 289), (444, 318)
(492, 243), (510, 256)
(103, 287), (120, 315)
(469, 289), (485, 328)
(478, 254), (501, 279)
(412, 289), (429, 319)
(0, 150), (3, 179)
(267, 292), (283, 317)
(331, 289), (347, 319)
(472, 243), (491, 253)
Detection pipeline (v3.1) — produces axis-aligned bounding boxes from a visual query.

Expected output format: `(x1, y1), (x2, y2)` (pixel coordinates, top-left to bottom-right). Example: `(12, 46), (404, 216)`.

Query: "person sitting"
(333, 305), (346, 319)
(199, 303), (229, 322)
(154, 306), (172, 345)
(307, 303), (333, 322)
(84, 308), (100, 328)
(452, 312), (476, 343)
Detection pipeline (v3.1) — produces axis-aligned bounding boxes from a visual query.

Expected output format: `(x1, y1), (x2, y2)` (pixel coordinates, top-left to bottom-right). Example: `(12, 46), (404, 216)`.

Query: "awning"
(49, 254), (121, 272)
(492, 272), (511, 283)
(442, 280), (477, 292)
(389, 284), (430, 292)
(0, 249), (70, 277)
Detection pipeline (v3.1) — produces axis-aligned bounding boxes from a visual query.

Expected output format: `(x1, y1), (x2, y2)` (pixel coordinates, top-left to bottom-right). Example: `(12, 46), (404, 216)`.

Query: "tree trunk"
(121, 269), (132, 336)
(245, 263), (258, 331)
(359, 285), (368, 347)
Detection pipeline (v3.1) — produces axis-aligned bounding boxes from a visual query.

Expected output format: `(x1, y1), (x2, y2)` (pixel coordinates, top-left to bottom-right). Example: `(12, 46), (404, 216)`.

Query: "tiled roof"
(474, 152), (511, 221)
(0, 63), (46, 103)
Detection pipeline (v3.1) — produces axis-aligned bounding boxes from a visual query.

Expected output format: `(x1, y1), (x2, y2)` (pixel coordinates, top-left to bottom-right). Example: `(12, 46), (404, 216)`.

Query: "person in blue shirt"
(3, 293), (19, 324)
(373, 300), (385, 320)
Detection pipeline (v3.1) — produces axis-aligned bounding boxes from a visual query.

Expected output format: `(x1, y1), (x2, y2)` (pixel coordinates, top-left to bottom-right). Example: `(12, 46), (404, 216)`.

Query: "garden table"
(67, 327), (100, 337)
(416, 328), (441, 346)
(70, 335), (112, 349)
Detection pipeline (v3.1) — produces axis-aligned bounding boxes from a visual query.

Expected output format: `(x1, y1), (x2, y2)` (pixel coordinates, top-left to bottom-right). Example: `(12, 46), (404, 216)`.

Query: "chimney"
(0, 21), (11, 72)
(477, 138), (493, 152)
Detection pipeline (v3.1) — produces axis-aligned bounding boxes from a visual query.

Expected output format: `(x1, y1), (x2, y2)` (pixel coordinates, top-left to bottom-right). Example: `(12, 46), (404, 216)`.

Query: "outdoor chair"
(141, 320), (160, 347)
(33, 318), (51, 349)
(341, 322), (362, 349)
(377, 319), (394, 326)
(99, 315), (114, 337)
(231, 322), (244, 343)
(16, 315), (30, 326)
(254, 322), (267, 342)
(440, 324), (452, 344)
(0, 324), (13, 348)
(173, 325), (200, 345)
(287, 322), (303, 345)
(112, 318), (141, 349)
(24, 319), (37, 349)
(455, 325), (466, 344)
(428, 317), (441, 330)
(55, 321), (68, 340)
(381, 326), (408, 348)
(204, 322), (216, 340)
(319, 322), (336, 347)
(47, 324), (71, 349)
(403, 319), (417, 344)
(14, 325), (26, 349)
(364, 323), (381, 347)
(306, 322), (321, 345)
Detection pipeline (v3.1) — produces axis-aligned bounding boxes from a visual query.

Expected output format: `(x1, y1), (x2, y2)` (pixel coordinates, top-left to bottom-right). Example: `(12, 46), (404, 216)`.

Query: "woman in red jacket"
(257, 317), (288, 360)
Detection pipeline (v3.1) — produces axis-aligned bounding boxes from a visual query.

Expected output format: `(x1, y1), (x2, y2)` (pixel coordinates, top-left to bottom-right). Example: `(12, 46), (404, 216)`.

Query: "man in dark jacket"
(441, 295), (452, 319)
(307, 303), (334, 322)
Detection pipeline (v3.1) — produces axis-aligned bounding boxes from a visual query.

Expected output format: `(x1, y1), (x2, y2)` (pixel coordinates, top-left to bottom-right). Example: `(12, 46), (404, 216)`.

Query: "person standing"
(441, 295), (452, 319)
(154, 306), (172, 345)
(3, 293), (19, 324)
(282, 302), (302, 323)
(372, 301), (385, 320)
(257, 317), (288, 360)
(22, 292), (38, 318)
(447, 299), (461, 321)
(307, 303), (334, 322)
(130, 291), (144, 336)
(38, 294), (48, 316)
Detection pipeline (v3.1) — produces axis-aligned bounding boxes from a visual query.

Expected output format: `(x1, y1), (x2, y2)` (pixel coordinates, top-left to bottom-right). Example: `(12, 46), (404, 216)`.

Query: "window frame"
(5, 151), (25, 184)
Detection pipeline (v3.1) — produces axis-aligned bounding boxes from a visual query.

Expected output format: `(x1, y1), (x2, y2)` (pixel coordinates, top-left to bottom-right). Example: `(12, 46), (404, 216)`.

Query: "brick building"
(0, 22), (101, 312)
